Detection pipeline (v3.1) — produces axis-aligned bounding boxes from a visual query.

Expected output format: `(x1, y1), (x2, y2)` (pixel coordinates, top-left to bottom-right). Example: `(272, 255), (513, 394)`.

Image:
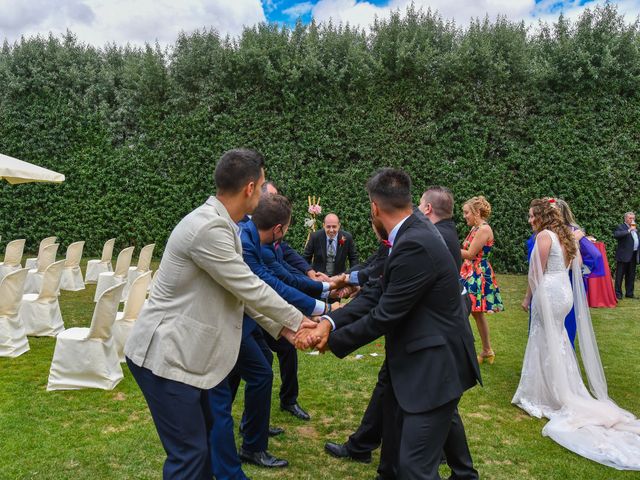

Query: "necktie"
(326, 238), (336, 275)
(381, 239), (392, 248)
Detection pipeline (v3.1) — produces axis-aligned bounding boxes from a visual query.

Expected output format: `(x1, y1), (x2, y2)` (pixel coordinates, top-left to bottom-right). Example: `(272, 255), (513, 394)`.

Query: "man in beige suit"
(125, 149), (311, 480)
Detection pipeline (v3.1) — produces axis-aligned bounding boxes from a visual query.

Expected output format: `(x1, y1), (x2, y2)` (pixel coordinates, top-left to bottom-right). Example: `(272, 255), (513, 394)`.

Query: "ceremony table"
(586, 242), (617, 308)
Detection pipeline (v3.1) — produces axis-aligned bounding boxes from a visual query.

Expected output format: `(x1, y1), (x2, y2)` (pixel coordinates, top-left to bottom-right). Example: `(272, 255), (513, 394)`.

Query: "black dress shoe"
(616, 293), (623, 300)
(281, 403), (310, 421)
(324, 442), (372, 464)
(238, 448), (288, 468)
(625, 294), (636, 299)
(269, 426), (284, 437)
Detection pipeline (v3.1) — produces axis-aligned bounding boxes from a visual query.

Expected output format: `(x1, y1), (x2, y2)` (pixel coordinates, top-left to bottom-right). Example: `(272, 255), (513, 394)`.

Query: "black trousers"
(353, 361), (477, 480)
(383, 383), (477, 480)
(262, 328), (299, 406)
(615, 254), (638, 297)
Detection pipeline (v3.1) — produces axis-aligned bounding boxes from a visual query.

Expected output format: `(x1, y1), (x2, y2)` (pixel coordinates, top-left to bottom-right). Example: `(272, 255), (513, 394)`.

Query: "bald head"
(323, 213), (340, 239)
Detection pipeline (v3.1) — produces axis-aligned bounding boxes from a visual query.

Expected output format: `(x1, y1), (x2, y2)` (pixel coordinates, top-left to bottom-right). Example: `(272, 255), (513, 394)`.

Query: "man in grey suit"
(125, 149), (312, 480)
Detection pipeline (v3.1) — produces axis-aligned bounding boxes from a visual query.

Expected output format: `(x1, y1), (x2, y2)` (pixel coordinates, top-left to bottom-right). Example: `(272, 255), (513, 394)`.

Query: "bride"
(513, 198), (640, 470)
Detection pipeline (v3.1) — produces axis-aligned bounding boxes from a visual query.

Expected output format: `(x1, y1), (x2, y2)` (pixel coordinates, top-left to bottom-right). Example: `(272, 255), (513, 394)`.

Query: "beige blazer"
(125, 196), (303, 389)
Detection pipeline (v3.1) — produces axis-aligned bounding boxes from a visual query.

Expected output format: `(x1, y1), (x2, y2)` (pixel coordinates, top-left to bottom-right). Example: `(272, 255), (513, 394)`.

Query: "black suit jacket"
(613, 223), (640, 263)
(303, 229), (359, 275)
(348, 243), (389, 286)
(434, 218), (462, 272)
(328, 214), (480, 414)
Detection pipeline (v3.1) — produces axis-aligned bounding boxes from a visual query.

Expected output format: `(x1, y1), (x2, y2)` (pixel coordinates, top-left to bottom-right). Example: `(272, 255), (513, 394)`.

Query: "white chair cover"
(85, 238), (116, 283)
(24, 236), (57, 270)
(60, 241), (85, 291)
(20, 260), (65, 337)
(0, 269), (30, 357)
(94, 246), (134, 302)
(113, 271), (151, 362)
(124, 243), (155, 300)
(47, 282), (126, 391)
(0, 239), (26, 279)
(24, 243), (59, 295)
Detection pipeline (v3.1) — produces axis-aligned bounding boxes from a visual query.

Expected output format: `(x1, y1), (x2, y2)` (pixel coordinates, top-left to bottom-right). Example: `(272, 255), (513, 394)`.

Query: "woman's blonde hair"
(464, 196), (491, 220)
(530, 198), (577, 262)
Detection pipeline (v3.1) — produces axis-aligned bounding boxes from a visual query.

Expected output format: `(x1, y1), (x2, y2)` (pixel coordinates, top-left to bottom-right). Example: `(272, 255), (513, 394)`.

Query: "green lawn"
(1, 266), (639, 480)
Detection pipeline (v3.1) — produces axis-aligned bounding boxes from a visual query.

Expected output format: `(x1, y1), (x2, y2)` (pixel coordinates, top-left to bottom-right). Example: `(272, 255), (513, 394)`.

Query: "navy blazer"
(280, 241), (312, 274)
(613, 223), (640, 263)
(240, 220), (317, 336)
(261, 243), (324, 298)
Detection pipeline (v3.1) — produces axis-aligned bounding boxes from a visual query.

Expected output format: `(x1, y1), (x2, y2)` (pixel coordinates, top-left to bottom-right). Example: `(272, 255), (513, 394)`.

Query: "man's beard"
(372, 217), (388, 240)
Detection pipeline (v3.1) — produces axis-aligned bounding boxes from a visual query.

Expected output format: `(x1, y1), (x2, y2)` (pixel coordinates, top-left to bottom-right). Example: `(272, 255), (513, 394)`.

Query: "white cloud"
(310, 0), (640, 31)
(0, 0), (266, 47)
(283, 1), (314, 19)
(310, 0), (536, 28)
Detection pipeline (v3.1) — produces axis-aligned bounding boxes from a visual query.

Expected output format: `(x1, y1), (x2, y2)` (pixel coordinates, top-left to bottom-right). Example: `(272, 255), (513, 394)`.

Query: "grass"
(1, 263), (639, 480)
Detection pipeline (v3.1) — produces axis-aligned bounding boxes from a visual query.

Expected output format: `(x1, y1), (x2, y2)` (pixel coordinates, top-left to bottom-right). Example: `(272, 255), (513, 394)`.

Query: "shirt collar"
(387, 215), (411, 248)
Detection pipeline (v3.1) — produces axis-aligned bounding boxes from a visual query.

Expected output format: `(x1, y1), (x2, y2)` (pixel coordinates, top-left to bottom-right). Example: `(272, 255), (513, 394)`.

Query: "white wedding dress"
(512, 230), (640, 470)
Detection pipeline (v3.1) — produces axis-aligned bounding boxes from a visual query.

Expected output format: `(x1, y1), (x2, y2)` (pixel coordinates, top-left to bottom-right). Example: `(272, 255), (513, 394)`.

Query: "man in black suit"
(324, 186), (478, 479)
(300, 169), (480, 480)
(303, 213), (359, 275)
(613, 211), (639, 299)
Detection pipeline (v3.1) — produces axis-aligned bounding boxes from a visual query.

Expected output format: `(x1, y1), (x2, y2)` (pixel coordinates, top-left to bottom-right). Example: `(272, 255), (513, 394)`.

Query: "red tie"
(382, 239), (392, 248)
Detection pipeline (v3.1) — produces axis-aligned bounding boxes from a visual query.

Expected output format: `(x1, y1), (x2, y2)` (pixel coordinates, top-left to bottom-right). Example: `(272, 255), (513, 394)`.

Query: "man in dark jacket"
(323, 186), (477, 479)
(302, 170), (480, 480)
(613, 211), (639, 299)
(303, 213), (359, 275)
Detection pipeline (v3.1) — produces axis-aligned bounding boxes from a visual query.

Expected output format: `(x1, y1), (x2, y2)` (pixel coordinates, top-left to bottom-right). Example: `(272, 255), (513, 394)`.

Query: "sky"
(0, 0), (639, 48)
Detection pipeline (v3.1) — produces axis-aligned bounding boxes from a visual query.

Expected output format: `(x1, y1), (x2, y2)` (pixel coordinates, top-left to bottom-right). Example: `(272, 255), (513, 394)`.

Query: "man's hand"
(328, 273), (349, 290)
(312, 271), (331, 282)
(294, 319), (332, 352)
(280, 318), (318, 346)
(331, 285), (359, 299)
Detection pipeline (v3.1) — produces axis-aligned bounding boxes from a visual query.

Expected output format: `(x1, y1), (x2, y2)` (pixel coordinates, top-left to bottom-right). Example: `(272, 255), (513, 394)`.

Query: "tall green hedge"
(1, 4), (638, 272)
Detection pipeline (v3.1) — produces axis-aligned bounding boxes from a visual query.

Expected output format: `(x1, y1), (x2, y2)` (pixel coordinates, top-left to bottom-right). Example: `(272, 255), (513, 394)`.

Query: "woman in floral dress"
(460, 196), (504, 364)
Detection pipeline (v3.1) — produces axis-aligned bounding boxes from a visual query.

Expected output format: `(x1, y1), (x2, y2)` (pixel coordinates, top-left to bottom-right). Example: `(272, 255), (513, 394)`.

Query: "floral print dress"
(460, 226), (504, 313)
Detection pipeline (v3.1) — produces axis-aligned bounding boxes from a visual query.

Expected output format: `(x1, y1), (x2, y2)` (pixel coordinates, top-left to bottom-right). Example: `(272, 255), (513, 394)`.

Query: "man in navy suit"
(613, 211), (639, 299)
(209, 194), (346, 478)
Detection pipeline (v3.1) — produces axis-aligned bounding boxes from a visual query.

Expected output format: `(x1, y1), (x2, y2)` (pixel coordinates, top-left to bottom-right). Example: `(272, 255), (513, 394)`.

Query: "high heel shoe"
(478, 350), (495, 365)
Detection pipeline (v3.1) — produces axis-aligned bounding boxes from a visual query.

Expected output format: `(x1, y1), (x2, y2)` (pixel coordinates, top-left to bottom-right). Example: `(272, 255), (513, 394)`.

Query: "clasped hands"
(296, 318), (333, 353)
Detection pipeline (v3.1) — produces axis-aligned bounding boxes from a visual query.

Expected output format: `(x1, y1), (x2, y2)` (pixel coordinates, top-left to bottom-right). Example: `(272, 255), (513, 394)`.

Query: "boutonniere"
(338, 237), (345, 247)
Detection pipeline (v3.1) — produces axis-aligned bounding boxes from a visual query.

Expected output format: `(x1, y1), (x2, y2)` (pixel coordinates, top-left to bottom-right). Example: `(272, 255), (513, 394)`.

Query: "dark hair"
(214, 149), (265, 194)
(422, 186), (454, 219)
(252, 194), (292, 230)
(366, 168), (412, 211)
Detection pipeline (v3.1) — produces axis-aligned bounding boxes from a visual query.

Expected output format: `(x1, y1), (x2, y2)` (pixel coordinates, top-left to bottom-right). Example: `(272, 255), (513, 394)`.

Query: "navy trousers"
(262, 329), (298, 406)
(210, 330), (274, 479)
(127, 358), (213, 480)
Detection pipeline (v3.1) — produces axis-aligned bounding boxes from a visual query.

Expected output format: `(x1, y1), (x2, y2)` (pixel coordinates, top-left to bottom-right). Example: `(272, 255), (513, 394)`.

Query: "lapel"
(319, 230), (328, 259)
(393, 214), (419, 247)
(335, 231), (343, 260)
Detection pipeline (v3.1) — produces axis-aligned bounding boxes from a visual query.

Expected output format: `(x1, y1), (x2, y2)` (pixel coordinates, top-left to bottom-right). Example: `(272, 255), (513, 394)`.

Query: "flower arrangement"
(305, 195), (322, 243)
